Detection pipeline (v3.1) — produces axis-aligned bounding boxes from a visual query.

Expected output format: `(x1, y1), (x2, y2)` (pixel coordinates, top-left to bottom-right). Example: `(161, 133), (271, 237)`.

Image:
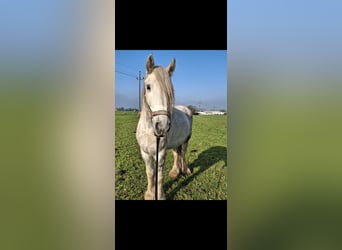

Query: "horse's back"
(174, 105), (193, 118)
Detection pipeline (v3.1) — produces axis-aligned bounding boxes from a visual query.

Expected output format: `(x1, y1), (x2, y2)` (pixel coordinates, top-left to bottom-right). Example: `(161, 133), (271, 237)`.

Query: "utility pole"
(136, 71), (144, 111)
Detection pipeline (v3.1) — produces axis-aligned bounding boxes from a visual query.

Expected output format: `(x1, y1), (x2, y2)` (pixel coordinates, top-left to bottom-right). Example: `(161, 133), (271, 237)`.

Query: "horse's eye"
(146, 84), (151, 91)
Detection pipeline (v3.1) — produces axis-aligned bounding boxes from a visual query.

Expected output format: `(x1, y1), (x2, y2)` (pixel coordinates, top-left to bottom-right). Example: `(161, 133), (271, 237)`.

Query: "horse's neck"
(139, 108), (153, 124)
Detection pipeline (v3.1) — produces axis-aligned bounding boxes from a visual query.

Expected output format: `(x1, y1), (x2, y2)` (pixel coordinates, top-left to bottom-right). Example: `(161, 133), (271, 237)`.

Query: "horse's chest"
(136, 124), (157, 153)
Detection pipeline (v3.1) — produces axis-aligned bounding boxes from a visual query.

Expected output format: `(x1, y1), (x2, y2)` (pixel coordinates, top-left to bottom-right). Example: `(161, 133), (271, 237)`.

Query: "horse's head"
(143, 54), (175, 137)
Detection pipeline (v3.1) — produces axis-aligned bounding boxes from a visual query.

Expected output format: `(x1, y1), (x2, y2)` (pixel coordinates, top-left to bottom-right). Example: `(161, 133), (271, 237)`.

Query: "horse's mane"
(142, 66), (175, 117)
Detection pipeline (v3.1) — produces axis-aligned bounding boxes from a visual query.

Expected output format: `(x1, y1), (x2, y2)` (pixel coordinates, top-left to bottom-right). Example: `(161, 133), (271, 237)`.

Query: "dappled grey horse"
(136, 54), (192, 200)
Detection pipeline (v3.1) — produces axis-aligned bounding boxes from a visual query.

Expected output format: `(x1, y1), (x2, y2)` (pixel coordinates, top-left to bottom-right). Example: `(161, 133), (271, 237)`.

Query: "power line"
(115, 70), (136, 78)
(116, 62), (138, 71)
(115, 69), (144, 111)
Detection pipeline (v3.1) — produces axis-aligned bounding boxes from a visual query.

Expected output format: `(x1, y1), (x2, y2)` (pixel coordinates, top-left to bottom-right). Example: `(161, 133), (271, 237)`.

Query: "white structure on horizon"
(197, 110), (226, 115)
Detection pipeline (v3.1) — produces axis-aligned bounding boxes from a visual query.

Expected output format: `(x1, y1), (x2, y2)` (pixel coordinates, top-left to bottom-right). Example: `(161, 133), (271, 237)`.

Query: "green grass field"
(114, 111), (228, 200)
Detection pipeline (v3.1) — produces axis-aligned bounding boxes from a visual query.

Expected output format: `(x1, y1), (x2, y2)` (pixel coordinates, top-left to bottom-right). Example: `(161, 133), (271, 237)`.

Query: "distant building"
(197, 110), (226, 115)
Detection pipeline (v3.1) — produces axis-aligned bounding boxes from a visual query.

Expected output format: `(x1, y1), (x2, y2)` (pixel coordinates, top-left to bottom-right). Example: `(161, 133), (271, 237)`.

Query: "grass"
(115, 111), (228, 200)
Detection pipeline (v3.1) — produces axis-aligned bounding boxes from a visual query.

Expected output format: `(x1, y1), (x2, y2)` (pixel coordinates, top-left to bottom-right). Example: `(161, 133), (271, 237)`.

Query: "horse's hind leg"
(169, 148), (181, 180)
(180, 142), (191, 175)
(169, 143), (191, 180)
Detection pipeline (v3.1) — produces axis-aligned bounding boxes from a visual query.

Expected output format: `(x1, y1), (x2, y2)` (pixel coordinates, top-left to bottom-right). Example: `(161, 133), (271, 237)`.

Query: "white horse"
(136, 54), (192, 200)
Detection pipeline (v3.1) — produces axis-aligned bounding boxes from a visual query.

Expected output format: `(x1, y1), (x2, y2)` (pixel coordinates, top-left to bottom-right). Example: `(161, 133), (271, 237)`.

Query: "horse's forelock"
(153, 67), (174, 114)
(143, 66), (174, 117)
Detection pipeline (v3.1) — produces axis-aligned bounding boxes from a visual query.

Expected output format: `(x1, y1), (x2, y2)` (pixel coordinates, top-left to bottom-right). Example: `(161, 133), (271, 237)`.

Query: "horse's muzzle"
(153, 122), (170, 137)
(152, 112), (170, 137)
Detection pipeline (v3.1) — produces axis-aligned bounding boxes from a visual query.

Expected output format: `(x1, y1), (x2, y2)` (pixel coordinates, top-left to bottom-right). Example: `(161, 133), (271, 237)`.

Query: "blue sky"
(2, 0), (341, 84)
(229, 0), (342, 74)
(0, 0), (77, 71)
(115, 50), (228, 110)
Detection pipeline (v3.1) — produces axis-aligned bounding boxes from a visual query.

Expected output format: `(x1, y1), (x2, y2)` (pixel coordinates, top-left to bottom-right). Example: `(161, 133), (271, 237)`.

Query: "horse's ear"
(167, 58), (176, 76)
(146, 54), (155, 74)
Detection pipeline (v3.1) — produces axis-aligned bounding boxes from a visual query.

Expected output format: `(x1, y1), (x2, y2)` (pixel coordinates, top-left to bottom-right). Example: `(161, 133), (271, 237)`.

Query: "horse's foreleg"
(141, 150), (155, 200)
(156, 149), (166, 200)
(141, 149), (166, 200)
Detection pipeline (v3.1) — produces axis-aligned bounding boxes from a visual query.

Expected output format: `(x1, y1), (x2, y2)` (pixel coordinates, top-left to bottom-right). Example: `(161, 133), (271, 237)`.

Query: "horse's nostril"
(155, 122), (160, 130)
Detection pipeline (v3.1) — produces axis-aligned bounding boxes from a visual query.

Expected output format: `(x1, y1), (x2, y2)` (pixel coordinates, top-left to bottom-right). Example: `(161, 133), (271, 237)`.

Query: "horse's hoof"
(168, 169), (179, 180)
(144, 191), (154, 200)
(145, 191), (166, 200)
(157, 191), (166, 200)
(182, 168), (191, 176)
